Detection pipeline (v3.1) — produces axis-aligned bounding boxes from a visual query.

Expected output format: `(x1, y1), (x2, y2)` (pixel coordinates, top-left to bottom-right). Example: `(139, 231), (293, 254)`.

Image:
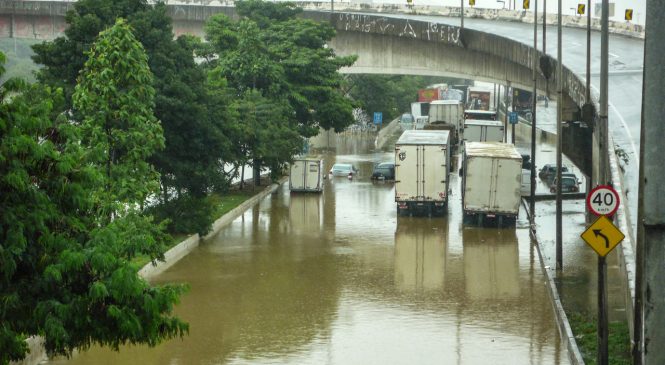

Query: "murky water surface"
(49, 135), (568, 365)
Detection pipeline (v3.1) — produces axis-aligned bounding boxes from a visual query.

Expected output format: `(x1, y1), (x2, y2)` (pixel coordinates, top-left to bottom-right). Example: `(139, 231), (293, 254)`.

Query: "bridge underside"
(0, 5), (593, 177)
(331, 30), (538, 94)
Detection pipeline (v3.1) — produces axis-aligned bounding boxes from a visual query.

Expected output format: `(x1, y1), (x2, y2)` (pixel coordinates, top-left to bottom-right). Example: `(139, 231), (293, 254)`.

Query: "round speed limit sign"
(587, 185), (620, 216)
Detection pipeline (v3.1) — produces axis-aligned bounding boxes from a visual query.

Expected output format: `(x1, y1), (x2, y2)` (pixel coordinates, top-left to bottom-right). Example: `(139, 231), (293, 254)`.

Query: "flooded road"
(49, 134), (569, 365)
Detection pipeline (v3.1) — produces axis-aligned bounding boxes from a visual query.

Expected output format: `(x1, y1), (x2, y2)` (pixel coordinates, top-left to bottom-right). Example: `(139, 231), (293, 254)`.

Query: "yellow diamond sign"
(581, 216), (625, 257)
(577, 4), (585, 15)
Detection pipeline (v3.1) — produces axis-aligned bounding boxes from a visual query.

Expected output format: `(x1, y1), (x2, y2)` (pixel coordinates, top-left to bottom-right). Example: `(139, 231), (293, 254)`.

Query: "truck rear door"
(395, 145), (420, 201)
(422, 145), (447, 201)
(305, 160), (321, 191)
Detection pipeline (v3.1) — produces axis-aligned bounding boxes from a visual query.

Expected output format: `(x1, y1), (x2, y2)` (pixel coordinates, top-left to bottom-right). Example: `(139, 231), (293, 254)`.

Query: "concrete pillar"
(636, 2), (665, 364)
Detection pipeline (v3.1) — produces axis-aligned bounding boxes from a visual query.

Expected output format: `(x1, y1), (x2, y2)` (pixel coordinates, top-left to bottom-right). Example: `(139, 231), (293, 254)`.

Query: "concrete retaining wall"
(374, 118), (399, 150)
(140, 179), (284, 279)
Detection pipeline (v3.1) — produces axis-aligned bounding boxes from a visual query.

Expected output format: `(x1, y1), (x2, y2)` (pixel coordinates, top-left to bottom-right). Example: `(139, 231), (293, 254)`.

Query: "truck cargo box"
(395, 130), (451, 217)
(462, 142), (522, 226)
(463, 119), (504, 143)
(429, 100), (463, 144)
(289, 158), (323, 193)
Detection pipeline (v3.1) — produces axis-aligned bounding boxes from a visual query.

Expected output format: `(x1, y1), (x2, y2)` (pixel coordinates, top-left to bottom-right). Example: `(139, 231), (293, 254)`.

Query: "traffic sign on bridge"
(625, 9), (633, 21)
(577, 4), (585, 15)
(581, 216), (625, 257)
(523, 0), (529, 10)
(587, 185), (620, 217)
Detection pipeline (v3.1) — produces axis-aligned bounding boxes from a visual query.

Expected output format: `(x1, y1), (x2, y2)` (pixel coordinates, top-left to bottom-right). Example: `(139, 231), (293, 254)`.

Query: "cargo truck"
(466, 87), (493, 110)
(461, 142), (522, 226)
(463, 119), (504, 143)
(289, 157), (324, 193)
(410, 102), (430, 118)
(428, 100), (463, 145)
(395, 130), (451, 217)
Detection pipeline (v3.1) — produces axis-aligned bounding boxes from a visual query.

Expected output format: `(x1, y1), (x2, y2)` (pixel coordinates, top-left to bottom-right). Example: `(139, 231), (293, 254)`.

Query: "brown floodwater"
(48, 134), (569, 365)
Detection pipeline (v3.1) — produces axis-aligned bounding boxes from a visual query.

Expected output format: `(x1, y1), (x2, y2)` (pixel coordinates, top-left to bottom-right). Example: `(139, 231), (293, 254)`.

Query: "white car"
(329, 163), (358, 177)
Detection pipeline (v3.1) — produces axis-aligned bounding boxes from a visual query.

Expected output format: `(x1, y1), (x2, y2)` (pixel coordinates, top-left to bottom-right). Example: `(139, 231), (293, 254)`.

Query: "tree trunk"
(253, 159), (261, 187)
(240, 164), (245, 190)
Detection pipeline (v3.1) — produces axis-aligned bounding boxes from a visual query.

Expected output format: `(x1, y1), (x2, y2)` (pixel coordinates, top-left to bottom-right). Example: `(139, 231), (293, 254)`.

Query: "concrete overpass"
(0, 0), (642, 342)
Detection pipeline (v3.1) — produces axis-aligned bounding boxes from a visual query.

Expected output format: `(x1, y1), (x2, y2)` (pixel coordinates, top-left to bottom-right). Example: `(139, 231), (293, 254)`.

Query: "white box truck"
(395, 130), (451, 217)
(463, 119), (504, 143)
(428, 100), (463, 145)
(462, 142), (522, 226)
(411, 102), (430, 118)
(289, 157), (323, 193)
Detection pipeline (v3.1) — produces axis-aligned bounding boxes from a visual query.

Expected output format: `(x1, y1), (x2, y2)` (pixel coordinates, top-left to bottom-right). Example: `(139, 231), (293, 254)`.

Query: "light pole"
(529, 0), (538, 226)
(555, 0), (563, 270)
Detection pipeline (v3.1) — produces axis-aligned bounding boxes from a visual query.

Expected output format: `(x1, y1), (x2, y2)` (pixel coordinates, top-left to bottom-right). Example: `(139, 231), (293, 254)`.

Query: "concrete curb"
(526, 198), (586, 365)
(374, 118), (399, 150)
(139, 178), (286, 279)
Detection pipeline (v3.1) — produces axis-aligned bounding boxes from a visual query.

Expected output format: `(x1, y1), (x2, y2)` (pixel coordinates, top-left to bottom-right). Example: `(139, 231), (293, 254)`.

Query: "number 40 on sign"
(587, 185), (620, 217)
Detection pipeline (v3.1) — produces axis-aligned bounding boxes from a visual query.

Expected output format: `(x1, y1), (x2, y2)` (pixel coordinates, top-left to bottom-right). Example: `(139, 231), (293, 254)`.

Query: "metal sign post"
(583, 186), (624, 365)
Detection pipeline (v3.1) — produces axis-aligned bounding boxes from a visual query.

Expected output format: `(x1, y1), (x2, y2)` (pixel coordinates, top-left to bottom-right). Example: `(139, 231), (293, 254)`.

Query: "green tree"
(0, 54), (187, 364)
(32, 0), (233, 235)
(73, 18), (163, 216)
(204, 0), (357, 184)
(346, 75), (465, 121)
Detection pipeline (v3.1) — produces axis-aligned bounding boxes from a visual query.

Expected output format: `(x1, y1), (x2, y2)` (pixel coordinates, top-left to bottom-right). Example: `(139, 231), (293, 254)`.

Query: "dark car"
(371, 162), (395, 180)
(550, 175), (580, 193)
(538, 164), (569, 182)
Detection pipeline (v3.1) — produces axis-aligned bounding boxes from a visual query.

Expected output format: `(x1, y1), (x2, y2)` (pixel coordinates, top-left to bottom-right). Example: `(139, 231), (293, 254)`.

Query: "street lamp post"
(529, 0), (538, 226)
(555, 0), (563, 270)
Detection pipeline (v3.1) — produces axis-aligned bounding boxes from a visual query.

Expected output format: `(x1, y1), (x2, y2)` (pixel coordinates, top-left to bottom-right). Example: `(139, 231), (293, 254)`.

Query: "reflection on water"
(394, 217), (448, 292)
(48, 134), (568, 365)
(463, 227), (519, 300)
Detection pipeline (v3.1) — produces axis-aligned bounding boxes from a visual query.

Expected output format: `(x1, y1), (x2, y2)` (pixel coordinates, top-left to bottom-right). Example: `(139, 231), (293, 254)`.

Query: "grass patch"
(567, 311), (631, 365)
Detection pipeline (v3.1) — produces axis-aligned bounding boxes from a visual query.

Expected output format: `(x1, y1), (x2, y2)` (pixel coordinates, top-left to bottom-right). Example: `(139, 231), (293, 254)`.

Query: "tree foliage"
(32, 0), (232, 235)
(203, 0), (357, 183)
(346, 75), (467, 121)
(73, 18), (163, 215)
(0, 53), (187, 364)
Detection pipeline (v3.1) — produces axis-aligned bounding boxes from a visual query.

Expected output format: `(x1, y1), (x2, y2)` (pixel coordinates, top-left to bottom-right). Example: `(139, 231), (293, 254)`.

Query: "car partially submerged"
(550, 173), (581, 193)
(329, 163), (358, 177)
(538, 164), (569, 182)
(371, 162), (395, 180)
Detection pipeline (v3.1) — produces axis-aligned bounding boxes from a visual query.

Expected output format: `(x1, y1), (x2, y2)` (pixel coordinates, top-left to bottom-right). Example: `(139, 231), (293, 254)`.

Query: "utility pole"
(461, 0), (465, 29)
(597, 4), (610, 362)
(543, 0), (547, 54)
(585, 0), (591, 102)
(555, 0), (563, 270)
(599, 0), (609, 186)
(502, 84), (508, 143)
(494, 84), (498, 109)
(636, 2), (665, 363)
(529, 0), (538, 226)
